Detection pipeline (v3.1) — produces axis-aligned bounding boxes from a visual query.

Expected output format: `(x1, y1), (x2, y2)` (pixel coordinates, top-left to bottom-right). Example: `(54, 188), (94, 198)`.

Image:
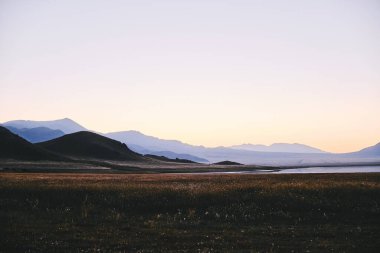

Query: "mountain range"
(0, 126), (194, 164)
(2, 118), (380, 165)
(4, 126), (65, 143)
(3, 118), (87, 134)
(230, 143), (326, 153)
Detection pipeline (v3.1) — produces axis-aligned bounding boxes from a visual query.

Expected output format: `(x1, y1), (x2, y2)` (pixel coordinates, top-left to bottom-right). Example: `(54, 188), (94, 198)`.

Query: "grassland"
(1, 172), (380, 252)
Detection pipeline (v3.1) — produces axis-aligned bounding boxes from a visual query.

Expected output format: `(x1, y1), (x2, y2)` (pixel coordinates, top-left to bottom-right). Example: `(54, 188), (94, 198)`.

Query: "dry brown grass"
(1, 172), (380, 252)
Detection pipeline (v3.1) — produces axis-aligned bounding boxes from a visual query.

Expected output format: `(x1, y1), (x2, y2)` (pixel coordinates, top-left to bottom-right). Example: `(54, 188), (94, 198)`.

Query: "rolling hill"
(144, 154), (196, 164)
(0, 126), (61, 161)
(37, 131), (144, 161)
(213, 161), (243, 166)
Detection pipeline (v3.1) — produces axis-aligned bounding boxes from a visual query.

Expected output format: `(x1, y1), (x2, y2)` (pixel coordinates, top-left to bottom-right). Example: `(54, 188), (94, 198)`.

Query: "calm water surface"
(276, 166), (380, 174)
(187, 166), (380, 175)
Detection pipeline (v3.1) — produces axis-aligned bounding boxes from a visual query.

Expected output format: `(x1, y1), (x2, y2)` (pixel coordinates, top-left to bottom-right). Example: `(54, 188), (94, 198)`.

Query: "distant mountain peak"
(60, 117), (79, 123)
(4, 126), (65, 143)
(3, 118), (87, 134)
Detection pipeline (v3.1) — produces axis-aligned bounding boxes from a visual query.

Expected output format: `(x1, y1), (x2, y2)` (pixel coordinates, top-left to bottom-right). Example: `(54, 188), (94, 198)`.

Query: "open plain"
(1, 172), (379, 252)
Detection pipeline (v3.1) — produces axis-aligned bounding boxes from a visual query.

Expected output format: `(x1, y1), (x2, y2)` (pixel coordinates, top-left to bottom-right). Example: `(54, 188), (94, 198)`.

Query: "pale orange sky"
(1, 0), (379, 153)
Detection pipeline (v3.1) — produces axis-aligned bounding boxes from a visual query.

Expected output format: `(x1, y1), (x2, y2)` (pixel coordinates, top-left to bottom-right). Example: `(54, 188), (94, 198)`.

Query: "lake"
(186, 165), (380, 175)
(276, 165), (380, 174)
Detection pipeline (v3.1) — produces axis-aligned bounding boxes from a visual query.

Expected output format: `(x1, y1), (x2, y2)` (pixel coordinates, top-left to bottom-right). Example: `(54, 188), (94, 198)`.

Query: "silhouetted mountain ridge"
(0, 126), (62, 161)
(37, 131), (144, 161)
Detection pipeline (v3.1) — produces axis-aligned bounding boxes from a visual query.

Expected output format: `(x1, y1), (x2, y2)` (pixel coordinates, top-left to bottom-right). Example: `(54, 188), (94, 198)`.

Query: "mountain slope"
(126, 144), (209, 163)
(230, 143), (327, 153)
(3, 118), (87, 134)
(0, 126), (61, 161)
(346, 142), (380, 157)
(105, 131), (337, 164)
(37, 131), (144, 161)
(4, 126), (65, 143)
(105, 130), (206, 154)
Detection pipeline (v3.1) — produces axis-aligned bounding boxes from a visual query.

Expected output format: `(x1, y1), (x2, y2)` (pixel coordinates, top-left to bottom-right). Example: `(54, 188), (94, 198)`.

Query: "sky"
(0, 0), (379, 153)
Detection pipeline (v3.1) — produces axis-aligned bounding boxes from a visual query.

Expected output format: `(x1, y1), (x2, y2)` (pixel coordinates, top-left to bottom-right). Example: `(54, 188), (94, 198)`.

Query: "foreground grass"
(0, 173), (379, 252)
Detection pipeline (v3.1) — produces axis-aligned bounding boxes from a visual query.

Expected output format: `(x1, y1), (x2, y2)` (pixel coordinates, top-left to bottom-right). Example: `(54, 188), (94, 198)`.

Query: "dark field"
(1, 173), (379, 252)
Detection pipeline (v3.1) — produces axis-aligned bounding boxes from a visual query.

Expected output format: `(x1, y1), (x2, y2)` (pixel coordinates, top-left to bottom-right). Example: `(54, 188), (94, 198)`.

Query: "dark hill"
(0, 126), (61, 161)
(37, 131), (144, 161)
(213, 160), (243, 165)
(144, 154), (196, 164)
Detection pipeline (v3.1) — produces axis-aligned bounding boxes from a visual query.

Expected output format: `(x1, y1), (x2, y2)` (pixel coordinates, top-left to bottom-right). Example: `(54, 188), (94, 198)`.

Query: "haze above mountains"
(2, 118), (380, 166)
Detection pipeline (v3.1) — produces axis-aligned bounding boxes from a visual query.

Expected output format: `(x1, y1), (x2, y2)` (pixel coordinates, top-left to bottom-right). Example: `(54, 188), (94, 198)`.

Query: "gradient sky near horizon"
(1, 0), (379, 153)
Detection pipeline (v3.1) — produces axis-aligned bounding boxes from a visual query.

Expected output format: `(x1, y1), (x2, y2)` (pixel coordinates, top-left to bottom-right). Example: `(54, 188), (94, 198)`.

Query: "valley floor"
(0, 160), (277, 174)
(1, 172), (380, 252)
